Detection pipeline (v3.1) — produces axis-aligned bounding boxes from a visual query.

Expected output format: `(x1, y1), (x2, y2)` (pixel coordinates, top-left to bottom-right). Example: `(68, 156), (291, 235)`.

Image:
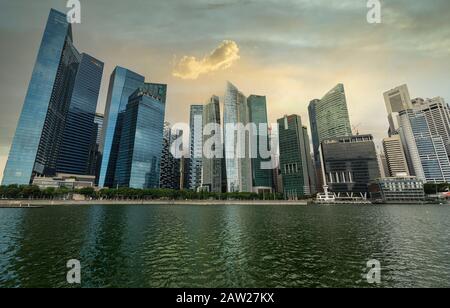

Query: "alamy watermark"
(170, 118), (280, 170)
(67, 259), (81, 284)
(67, 0), (81, 24)
(365, 259), (381, 284)
(367, 0), (382, 24)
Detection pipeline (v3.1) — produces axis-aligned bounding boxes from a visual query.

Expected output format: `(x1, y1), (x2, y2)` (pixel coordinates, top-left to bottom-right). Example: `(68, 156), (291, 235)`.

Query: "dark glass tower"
(2, 9), (103, 185)
(114, 83), (167, 189)
(248, 95), (273, 191)
(56, 54), (104, 175)
(98, 67), (145, 188)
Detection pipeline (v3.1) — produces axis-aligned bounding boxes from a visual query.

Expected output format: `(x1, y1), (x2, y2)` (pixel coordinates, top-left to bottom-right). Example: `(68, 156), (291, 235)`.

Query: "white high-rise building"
(398, 109), (450, 183)
(382, 135), (410, 177)
(188, 105), (204, 191)
(223, 82), (252, 192)
(412, 97), (450, 156)
(384, 84), (413, 135)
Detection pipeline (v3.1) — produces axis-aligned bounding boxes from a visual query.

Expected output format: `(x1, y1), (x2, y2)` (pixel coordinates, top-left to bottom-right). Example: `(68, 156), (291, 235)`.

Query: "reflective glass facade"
(98, 67), (145, 188)
(223, 82), (252, 192)
(114, 84), (167, 189)
(188, 105), (204, 190)
(247, 95), (273, 189)
(56, 54), (104, 175)
(2, 9), (102, 185)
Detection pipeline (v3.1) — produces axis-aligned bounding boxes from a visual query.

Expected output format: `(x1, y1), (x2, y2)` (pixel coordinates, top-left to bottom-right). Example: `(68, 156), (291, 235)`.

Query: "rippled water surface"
(0, 204), (449, 288)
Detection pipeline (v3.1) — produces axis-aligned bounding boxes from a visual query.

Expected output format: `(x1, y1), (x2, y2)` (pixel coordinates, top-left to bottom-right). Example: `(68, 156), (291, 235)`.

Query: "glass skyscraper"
(2, 9), (103, 186)
(202, 96), (223, 193)
(247, 95), (273, 191)
(278, 115), (316, 199)
(308, 84), (352, 162)
(223, 82), (253, 193)
(98, 67), (145, 188)
(398, 109), (450, 183)
(114, 83), (167, 189)
(56, 53), (104, 175)
(188, 105), (204, 191)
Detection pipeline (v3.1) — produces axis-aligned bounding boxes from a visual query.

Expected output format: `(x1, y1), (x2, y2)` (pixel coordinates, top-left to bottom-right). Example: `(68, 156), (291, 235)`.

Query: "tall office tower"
(87, 113), (104, 179)
(248, 95), (273, 193)
(308, 99), (321, 163)
(2, 9), (103, 186)
(188, 105), (204, 191)
(278, 115), (316, 199)
(98, 67), (145, 188)
(56, 54), (104, 175)
(398, 109), (450, 183)
(202, 96), (222, 193)
(309, 84), (352, 156)
(384, 84), (413, 135)
(412, 97), (450, 156)
(382, 135), (410, 177)
(223, 82), (253, 192)
(320, 135), (380, 195)
(160, 123), (182, 190)
(114, 83), (167, 189)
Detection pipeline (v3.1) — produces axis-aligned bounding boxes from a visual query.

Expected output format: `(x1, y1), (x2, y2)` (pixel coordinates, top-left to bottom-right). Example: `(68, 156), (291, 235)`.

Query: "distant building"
(188, 105), (204, 191)
(88, 113), (104, 182)
(98, 67), (145, 188)
(398, 109), (450, 183)
(378, 153), (390, 178)
(382, 135), (410, 177)
(32, 173), (95, 190)
(320, 134), (380, 195)
(384, 84), (413, 135)
(202, 96), (223, 193)
(114, 83), (167, 189)
(160, 123), (182, 190)
(373, 176), (425, 204)
(278, 115), (316, 199)
(2, 9), (103, 186)
(248, 95), (273, 193)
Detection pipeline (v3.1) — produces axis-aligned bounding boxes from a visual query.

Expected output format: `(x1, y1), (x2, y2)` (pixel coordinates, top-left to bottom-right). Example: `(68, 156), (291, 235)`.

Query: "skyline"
(1, 0), (450, 182)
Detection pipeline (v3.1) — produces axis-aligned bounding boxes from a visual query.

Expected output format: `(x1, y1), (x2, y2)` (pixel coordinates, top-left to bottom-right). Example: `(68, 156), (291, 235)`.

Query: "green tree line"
(0, 185), (284, 201)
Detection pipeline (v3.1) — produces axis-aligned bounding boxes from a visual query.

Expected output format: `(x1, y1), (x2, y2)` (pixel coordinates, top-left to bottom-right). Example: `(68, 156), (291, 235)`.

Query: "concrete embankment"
(0, 199), (309, 207)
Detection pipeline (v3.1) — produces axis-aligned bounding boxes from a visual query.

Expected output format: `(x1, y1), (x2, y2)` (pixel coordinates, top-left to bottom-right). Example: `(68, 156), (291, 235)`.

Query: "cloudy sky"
(1, 0), (450, 182)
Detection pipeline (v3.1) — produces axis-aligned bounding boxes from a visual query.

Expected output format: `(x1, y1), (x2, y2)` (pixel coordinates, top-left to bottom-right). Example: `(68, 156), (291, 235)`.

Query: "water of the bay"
(0, 204), (449, 288)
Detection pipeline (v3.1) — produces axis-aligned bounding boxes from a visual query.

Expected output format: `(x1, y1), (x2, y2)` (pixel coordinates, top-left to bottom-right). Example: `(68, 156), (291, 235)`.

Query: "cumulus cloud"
(173, 40), (240, 80)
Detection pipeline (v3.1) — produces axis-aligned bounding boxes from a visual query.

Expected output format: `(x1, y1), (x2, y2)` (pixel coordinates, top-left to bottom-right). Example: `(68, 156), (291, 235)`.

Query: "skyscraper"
(202, 96), (223, 193)
(160, 123), (182, 190)
(56, 54), (104, 175)
(320, 135), (380, 195)
(2, 9), (103, 186)
(384, 84), (413, 135)
(398, 109), (450, 183)
(382, 135), (410, 177)
(87, 113), (104, 179)
(188, 105), (204, 191)
(412, 97), (450, 156)
(98, 67), (145, 188)
(308, 84), (352, 163)
(248, 95), (273, 193)
(114, 83), (167, 189)
(278, 115), (316, 199)
(223, 82), (253, 193)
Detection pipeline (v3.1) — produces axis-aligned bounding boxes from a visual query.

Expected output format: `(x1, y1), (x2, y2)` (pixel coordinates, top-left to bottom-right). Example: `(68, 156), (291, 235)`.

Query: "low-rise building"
(373, 176), (425, 204)
(32, 174), (95, 190)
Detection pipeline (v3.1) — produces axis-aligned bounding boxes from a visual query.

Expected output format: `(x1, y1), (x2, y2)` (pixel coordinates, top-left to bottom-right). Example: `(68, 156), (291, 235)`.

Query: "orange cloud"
(173, 40), (240, 80)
